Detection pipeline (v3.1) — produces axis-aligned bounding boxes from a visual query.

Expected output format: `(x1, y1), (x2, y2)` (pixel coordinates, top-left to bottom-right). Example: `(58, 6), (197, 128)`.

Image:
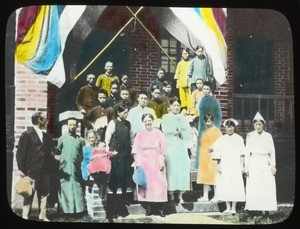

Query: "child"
(87, 141), (118, 199)
(190, 78), (204, 118)
(174, 47), (192, 113)
(147, 68), (165, 98)
(81, 130), (97, 191)
(187, 45), (214, 93)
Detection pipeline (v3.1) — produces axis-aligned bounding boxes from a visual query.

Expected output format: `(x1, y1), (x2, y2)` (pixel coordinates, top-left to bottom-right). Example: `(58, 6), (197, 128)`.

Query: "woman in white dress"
(244, 112), (277, 215)
(212, 118), (246, 214)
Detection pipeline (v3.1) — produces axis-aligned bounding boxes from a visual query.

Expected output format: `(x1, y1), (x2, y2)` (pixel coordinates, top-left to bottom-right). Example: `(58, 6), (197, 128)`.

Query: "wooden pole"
(74, 6), (144, 80)
(126, 6), (177, 67)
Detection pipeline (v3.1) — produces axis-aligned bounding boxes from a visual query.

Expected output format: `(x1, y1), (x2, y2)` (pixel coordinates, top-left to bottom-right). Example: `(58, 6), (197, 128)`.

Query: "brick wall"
(14, 63), (49, 145)
(226, 8), (294, 122)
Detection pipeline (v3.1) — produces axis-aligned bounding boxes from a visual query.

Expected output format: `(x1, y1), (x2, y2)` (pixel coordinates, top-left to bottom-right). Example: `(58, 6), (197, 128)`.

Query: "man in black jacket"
(16, 112), (60, 221)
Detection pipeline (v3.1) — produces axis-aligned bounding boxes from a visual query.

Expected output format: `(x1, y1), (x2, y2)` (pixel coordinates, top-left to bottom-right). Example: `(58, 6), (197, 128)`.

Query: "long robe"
(132, 129), (168, 202)
(105, 119), (133, 190)
(195, 95), (222, 169)
(244, 131), (277, 211)
(196, 126), (222, 185)
(213, 133), (246, 202)
(57, 133), (86, 214)
(161, 112), (192, 191)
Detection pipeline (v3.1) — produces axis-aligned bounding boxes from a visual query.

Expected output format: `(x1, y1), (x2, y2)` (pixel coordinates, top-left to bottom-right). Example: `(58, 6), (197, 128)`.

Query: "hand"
(80, 109), (87, 114)
(112, 150), (118, 156)
(54, 155), (61, 161)
(159, 157), (165, 171)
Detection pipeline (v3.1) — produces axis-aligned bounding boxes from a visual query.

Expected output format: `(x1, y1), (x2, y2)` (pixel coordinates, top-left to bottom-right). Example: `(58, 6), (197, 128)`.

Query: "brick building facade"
(6, 7), (294, 207)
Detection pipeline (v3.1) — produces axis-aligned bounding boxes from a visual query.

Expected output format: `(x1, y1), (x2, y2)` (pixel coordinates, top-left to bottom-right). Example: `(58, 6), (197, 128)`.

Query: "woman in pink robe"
(132, 113), (168, 217)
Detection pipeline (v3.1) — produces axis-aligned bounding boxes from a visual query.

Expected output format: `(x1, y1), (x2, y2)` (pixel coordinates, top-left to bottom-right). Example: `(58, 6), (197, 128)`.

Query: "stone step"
(85, 184), (220, 220)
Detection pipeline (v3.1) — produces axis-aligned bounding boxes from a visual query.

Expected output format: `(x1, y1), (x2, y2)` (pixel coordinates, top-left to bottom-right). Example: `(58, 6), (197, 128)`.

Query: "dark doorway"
(54, 31), (130, 137)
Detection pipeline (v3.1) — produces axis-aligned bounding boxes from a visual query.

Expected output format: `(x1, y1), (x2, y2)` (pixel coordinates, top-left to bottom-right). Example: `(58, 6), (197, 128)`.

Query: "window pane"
(170, 38), (177, 47)
(169, 48), (177, 55)
(161, 39), (168, 47)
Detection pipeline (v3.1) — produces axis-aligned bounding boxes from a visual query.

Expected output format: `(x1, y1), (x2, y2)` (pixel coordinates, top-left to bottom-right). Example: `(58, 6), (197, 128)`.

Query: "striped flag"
(154, 7), (227, 87)
(15, 5), (87, 88)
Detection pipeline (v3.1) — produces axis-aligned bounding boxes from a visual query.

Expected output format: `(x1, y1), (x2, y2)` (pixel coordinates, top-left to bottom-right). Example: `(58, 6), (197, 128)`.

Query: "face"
(157, 70), (165, 79)
(195, 47), (204, 57)
(225, 125), (235, 136)
(151, 89), (161, 99)
(98, 141), (106, 148)
(182, 49), (189, 60)
(170, 101), (181, 114)
(86, 74), (95, 85)
(196, 80), (204, 89)
(38, 113), (47, 128)
(142, 115), (153, 130)
(203, 85), (211, 96)
(67, 119), (78, 134)
(120, 89), (130, 100)
(121, 75), (129, 85)
(104, 62), (113, 74)
(204, 118), (213, 129)
(118, 109), (128, 121)
(137, 93), (148, 107)
(163, 85), (172, 94)
(86, 133), (96, 146)
(254, 121), (264, 134)
(98, 93), (107, 104)
(110, 84), (119, 95)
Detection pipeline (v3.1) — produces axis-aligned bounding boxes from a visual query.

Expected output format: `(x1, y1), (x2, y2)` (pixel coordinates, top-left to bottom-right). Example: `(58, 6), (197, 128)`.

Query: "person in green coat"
(161, 96), (192, 204)
(57, 117), (86, 215)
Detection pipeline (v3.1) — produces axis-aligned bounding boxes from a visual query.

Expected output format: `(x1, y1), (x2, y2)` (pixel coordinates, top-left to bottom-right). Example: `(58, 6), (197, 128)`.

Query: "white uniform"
(244, 131), (277, 211)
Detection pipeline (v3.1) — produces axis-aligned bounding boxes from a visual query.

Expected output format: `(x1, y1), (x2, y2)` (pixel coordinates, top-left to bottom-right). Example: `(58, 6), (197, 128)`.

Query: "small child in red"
(88, 141), (118, 199)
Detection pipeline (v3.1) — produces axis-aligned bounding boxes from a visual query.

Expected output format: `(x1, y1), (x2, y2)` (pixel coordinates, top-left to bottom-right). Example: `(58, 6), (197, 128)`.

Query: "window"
(234, 37), (274, 94)
(233, 37), (275, 119)
(160, 37), (181, 74)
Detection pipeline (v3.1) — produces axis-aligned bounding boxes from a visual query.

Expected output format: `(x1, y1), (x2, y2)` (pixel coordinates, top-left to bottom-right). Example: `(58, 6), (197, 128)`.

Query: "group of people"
(15, 51), (278, 222)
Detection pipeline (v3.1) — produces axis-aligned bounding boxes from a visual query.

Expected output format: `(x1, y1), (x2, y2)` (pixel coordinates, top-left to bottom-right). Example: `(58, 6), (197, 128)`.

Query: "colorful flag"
(154, 7), (227, 87)
(15, 5), (87, 88)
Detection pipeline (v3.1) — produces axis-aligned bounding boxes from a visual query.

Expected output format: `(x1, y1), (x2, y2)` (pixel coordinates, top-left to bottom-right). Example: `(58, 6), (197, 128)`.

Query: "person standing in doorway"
(76, 73), (99, 127)
(96, 61), (119, 95)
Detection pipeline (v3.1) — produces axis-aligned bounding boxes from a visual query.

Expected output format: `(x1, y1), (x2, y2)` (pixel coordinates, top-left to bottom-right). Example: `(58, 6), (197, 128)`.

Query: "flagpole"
(74, 6), (144, 80)
(126, 6), (177, 67)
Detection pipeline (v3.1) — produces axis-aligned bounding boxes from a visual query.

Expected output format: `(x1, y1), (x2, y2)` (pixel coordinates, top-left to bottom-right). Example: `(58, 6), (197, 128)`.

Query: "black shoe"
(124, 199), (131, 206)
(145, 209), (153, 216)
(159, 210), (165, 217)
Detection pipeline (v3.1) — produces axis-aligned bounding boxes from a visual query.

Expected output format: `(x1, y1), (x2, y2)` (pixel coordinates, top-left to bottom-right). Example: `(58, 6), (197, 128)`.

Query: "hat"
(253, 111), (265, 124)
(223, 118), (238, 127)
(59, 111), (84, 122)
(15, 176), (33, 197)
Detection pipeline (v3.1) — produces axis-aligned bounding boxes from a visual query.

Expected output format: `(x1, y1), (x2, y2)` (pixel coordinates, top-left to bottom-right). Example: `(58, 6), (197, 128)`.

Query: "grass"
(11, 203), (294, 225)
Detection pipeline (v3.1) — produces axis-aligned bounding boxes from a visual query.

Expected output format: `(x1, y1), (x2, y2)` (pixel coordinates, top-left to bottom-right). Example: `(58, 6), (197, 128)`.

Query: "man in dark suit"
(16, 112), (60, 221)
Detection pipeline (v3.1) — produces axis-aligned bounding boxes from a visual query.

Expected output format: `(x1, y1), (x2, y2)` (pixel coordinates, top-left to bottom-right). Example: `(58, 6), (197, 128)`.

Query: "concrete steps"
(85, 183), (220, 220)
